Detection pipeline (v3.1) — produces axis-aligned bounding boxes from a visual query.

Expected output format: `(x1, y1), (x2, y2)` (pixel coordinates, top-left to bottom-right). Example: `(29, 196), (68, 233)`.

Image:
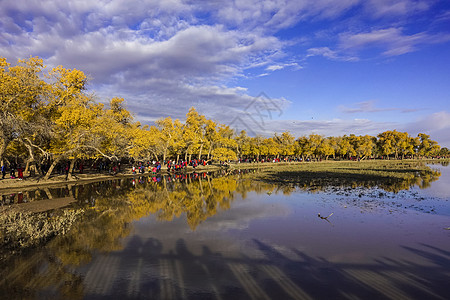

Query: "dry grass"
(0, 208), (84, 260)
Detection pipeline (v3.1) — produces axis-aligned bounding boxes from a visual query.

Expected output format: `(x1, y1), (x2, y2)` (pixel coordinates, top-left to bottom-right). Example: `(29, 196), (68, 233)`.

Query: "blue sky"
(1, 0), (450, 146)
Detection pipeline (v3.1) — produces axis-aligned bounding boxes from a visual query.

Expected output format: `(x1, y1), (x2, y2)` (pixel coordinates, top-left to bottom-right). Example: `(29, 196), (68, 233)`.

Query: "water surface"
(1, 166), (449, 299)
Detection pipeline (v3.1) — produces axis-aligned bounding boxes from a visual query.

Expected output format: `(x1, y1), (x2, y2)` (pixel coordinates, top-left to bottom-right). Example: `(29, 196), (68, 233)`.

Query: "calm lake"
(1, 164), (449, 299)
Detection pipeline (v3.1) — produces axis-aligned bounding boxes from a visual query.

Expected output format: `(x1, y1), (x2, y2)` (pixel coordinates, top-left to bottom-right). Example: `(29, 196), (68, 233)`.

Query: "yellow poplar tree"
(0, 56), (47, 165)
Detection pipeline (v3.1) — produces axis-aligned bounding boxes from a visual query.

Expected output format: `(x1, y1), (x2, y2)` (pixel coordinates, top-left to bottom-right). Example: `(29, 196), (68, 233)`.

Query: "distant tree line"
(1, 57), (448, 178)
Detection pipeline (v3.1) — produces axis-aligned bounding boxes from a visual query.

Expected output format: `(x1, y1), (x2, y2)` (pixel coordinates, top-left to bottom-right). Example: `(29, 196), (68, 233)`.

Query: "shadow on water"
(1, 236), (448, 299)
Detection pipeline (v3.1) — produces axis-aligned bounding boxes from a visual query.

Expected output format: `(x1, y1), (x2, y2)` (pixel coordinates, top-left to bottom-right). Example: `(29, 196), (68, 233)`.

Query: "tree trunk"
(198, 176), (204, 195)
(22, 142), (34, 174)
(66, 158), (76, 180)
(198, 143), (203, 160)
(34, 159), (43, 176)
(206, 175), (213, 194)
(207, 142), (214, 160)
(0, 136), (9, 167)
(67, 184), (75, 198)
(44, 157), (62, 180)
(43, 188), (53, 200)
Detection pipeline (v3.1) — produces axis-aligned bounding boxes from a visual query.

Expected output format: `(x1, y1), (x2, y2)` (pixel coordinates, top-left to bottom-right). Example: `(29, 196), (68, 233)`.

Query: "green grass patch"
(238, 159), (445, 192)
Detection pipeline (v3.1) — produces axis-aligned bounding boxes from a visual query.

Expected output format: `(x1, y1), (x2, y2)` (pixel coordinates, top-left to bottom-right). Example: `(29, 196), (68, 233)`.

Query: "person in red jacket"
(18, 166), (24, 180)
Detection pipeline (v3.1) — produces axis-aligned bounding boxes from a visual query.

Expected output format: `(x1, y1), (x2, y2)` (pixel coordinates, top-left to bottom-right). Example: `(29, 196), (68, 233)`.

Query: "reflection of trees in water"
(122, 172), (276, 230)
(0, 171), (279, 298)
(261, 167), (441, 194)
(427, 160), (449, 167)
(0, 166), (443, 298)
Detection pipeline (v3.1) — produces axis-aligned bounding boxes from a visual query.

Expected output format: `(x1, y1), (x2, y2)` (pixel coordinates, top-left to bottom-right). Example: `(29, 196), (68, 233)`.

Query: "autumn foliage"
(0, 57), (447, 179)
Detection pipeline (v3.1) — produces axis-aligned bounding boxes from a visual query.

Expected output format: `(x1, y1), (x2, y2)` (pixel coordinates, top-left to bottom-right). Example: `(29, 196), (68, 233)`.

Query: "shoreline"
(0, 158), (447, 192)
(0, 164), (229, 192)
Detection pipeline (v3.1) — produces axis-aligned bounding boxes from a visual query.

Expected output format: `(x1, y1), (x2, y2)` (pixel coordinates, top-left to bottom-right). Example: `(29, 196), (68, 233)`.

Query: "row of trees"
(1, 57), (447, 179)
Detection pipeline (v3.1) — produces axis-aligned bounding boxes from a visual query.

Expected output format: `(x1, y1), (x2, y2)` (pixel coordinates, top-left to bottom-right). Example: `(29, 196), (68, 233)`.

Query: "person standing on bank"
(1, 164), (6, 179)
(18, 166), (24, 180)
(10, 165), (15, 179)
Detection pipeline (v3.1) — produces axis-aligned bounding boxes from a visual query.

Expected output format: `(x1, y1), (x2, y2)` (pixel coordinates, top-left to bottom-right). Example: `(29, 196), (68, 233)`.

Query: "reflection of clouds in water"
(418, 165), (450, 198)
(134, 195), (289, 235)
(131, 195), (290, 256)
(196, 198), (289, 232)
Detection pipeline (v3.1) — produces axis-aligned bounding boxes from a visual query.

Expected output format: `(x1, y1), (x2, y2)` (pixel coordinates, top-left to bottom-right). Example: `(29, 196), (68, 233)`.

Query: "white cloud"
(266, 65), (285, 71)
(286, 118), (397, 137)
(306, 47), (358, 61)
(365, 0), (431, 18)
(228, 116), (397, 138)
(403, 111), (450, 147)
(339, 100), (420, 114)
(307, 25), (450, 62)
(1, 0), (449, 136)
(0, 0), (295, 126)
(339, 27), (450, 57)
(210, 0), (361, 32)
(265, 62), (301, 72)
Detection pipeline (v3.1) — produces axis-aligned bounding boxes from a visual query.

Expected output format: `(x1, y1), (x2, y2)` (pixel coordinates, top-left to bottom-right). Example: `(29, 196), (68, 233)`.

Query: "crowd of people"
(1, 163), (24, 180)
(5, 154), (441, 182)
(0, 157), (312, 182)
(131, 159), (211, 175)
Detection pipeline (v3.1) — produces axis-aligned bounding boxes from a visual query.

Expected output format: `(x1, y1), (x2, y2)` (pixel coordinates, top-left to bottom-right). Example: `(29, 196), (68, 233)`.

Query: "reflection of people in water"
(18, 193), (24, 203)
(89, 196), (96, 207)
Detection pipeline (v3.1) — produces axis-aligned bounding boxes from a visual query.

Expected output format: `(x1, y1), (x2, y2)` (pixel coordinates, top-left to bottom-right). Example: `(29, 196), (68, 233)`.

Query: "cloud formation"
(403, 111), (450, 147)
(306, 47), (358, 61)
(261, 118), (397, 138)
(339, 27), (450, 56)
(0, 0), (449, 142)
(1, 0), (298, 123)
(339, 100), (420, 114)
(365, 0), (431, 18)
